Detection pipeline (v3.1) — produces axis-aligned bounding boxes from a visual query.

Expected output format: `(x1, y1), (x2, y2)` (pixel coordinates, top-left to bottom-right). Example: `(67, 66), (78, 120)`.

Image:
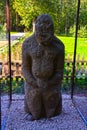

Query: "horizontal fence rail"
(0, 57), (87, 80)
(0, 56), (87, 95)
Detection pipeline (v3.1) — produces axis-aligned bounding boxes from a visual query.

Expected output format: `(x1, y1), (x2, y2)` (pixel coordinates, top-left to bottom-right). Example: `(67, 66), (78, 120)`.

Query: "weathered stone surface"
(22, 14), (65, 119)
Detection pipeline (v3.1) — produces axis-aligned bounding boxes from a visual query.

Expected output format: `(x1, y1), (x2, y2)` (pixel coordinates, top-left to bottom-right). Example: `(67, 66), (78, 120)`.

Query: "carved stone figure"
(22, 14), (65, 120)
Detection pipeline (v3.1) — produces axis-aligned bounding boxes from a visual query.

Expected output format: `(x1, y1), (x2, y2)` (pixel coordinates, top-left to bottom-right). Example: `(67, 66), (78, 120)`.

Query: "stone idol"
(22, 14), (65, 120)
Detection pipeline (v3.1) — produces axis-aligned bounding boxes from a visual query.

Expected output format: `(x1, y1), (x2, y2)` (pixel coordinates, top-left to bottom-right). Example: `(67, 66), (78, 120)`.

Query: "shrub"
(69, 25), (87, 38)
(78, 26), (87, 38)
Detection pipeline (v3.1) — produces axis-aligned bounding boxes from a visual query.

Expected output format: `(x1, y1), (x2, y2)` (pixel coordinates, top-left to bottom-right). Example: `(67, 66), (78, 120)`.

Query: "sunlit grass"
(57, 36), (87, 60)
(0, 32), (87, 60)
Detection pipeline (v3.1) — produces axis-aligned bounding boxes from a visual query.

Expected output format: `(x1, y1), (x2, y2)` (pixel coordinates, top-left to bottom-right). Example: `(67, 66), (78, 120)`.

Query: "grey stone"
(22, 14), (65, 119)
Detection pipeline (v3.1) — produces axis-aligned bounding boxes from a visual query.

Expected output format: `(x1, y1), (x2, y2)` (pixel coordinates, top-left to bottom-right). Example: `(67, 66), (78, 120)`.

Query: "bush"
(78, 26), (87, 38)
(0, 24), (6, 40)
(69, 25), (87, 38)
(69, 25), (75, 37)
(0, 24), (3, 31)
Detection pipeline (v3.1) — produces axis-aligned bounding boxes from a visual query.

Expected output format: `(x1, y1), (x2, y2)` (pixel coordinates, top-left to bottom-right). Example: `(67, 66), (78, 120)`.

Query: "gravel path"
(11, 33), (25, 40)
(73, 95), (87, 120)
(2, 94), (87, 130)
(1, 95), (10, 122)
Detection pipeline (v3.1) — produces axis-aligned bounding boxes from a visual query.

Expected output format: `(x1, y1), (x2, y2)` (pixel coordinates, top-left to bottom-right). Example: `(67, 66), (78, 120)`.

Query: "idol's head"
(35, 14), (54, 45)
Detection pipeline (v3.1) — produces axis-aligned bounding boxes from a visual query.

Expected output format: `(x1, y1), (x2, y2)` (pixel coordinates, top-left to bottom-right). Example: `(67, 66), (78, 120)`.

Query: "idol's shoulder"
(52, 36), (65, 52)
(22, 34), (36, 49)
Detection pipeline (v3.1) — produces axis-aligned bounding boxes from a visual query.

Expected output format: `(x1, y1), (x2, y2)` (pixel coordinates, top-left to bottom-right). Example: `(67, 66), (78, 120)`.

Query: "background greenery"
(0, 0), (87, 36)
(0, 0), (87, 94)
(0, 34), (87, 60)
(58, 36), (87, 59)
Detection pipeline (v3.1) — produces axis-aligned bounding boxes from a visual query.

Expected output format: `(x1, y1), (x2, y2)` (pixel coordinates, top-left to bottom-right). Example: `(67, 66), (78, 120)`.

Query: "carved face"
(35, 14), (54, 46)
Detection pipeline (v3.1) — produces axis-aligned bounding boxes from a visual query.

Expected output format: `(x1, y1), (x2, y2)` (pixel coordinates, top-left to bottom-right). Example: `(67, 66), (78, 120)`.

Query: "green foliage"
(0, 24), (6, 40)
(69, 25), (75, 37)
(1, 77), (87, 94)
(13, 0), (77, 34)
(13, 0), (56, 30)
(1, 34), (87, 60)
(58, 36), (87, 60)
(69, 25), (87, 38)
(12, 0), (77, 34)
(1, 78), (24, 94)
(0, 1), (5, 24)
(0, 24), (6, 32)
(0, 24), (3, 31)
(80, 1), (87, 27)
(78, 26), (87, 38)
(1, 0), (87, 34)
(0, 36), (24, 56)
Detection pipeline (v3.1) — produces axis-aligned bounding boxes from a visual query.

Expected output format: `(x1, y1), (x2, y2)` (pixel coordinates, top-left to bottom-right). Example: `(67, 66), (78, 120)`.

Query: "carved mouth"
(35, 33), (52, 44)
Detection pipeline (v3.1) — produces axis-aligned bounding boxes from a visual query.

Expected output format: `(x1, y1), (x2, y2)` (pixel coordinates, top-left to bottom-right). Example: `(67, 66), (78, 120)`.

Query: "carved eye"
(46, 23), (52, 29)
(39, 23), (43, 28)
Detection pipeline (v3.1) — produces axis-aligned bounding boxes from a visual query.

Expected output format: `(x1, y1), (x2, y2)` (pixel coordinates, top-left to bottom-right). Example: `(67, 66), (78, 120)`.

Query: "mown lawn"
(25, 33), (87, 60)
(57, 36), (87, 60)
(0, 32), (87, 60)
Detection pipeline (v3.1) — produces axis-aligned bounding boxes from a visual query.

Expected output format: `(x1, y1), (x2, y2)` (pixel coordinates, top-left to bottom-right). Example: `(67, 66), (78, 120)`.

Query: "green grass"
(57, 36), (87, 60)
(0, 32), (87, 60)
(25, 33), (87, 60)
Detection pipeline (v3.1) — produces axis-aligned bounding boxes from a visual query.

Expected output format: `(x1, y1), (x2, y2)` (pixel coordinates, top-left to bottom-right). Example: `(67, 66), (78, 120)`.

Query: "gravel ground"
(11, 33), (25, 40)
(1, 95), (10, 122)
(73, 95), (87, 120)
(2, 94), (87, 130)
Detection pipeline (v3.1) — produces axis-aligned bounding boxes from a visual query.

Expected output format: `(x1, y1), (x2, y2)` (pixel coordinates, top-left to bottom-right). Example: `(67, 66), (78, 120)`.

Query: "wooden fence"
(0, 55), (87, 95)
(0, 54), (87, 80)
(0, 60), (22, 78)
(64, 54), (87, 80)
